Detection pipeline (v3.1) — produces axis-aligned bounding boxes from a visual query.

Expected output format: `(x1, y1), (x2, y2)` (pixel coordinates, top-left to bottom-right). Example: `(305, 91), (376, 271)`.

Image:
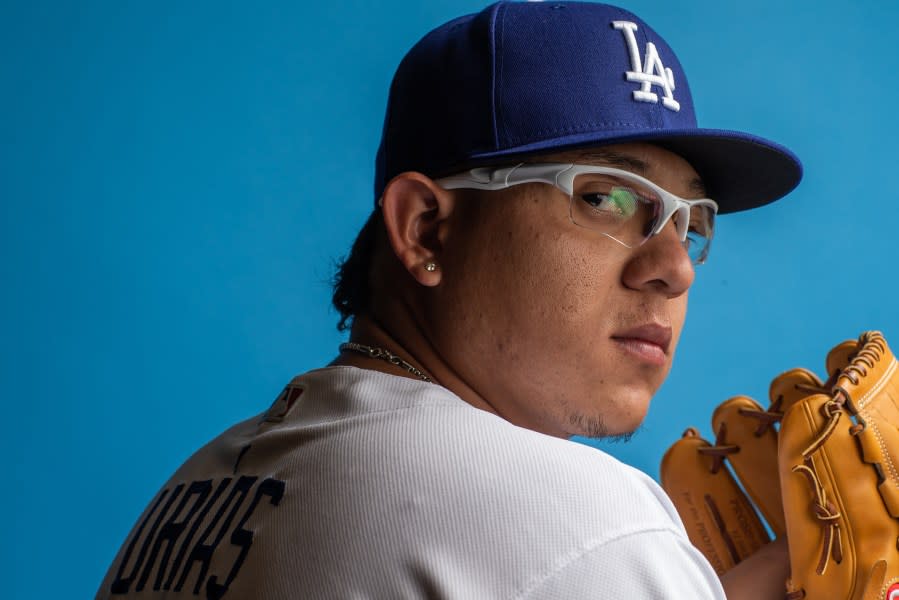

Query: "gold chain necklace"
(339, 342), (433, 383)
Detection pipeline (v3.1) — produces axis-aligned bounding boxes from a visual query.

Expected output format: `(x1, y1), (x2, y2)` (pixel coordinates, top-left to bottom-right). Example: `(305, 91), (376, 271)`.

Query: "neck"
(331, 314), (501, 420)
(330, 317), (424, 378)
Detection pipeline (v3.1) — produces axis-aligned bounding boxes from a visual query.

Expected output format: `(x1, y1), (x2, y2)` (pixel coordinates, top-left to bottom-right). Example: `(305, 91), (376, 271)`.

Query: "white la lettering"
(611, 21), (680, 112)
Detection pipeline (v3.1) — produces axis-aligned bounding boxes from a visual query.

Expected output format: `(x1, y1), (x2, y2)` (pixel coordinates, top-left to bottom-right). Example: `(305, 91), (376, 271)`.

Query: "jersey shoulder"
(96, 367), (708, 599)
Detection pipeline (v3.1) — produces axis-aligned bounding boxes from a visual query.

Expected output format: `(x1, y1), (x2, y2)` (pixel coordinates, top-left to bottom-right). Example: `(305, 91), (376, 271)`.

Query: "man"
(98, 2), (801, 598)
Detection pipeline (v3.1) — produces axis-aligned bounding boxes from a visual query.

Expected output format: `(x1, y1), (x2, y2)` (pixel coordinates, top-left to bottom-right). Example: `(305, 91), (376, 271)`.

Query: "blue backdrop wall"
(3, 1), (898, 597)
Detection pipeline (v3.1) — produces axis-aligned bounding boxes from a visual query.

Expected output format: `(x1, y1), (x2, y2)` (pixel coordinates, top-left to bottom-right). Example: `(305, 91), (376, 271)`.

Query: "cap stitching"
(502, 120), (673, 145)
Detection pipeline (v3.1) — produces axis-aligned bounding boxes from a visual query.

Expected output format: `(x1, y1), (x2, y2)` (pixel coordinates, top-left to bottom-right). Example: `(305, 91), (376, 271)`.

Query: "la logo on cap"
(612, 21), (680, 112)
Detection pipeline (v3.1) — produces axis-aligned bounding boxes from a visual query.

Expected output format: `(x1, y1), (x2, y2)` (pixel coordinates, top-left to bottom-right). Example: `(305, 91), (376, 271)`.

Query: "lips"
(611, 323), (673, 365)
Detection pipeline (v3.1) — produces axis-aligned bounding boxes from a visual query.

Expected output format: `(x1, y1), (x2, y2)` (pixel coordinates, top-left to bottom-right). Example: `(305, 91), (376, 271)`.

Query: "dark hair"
(331, 210), (383, 331)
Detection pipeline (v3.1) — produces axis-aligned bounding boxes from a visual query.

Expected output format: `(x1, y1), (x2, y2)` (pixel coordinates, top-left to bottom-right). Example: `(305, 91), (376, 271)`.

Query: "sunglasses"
(436, 163), (718, 264)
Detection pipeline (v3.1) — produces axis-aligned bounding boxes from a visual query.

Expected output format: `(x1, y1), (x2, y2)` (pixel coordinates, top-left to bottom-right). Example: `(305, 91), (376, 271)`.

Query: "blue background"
(3, 1), (897, 597)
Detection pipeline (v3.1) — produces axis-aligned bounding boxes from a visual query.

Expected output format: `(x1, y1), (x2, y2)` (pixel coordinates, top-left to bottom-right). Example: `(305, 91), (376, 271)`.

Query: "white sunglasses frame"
(435, 163), (719, 264)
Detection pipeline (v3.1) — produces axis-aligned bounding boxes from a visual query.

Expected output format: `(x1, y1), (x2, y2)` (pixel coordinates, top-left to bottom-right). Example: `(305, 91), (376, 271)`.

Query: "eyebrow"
(578, 150), (650, 174)
(688, 179), (708, 198)
(577, 149), (709, 198)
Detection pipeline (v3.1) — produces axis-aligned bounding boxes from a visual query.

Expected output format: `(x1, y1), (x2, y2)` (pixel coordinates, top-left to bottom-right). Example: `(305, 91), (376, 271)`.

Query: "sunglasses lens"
(684, 207), (714, 264)
(569, 174), (660, 247)
(569, 172), (716, 264)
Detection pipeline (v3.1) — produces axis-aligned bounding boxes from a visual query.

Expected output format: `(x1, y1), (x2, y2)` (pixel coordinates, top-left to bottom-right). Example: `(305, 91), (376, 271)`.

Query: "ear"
(379, 172), (456, 287)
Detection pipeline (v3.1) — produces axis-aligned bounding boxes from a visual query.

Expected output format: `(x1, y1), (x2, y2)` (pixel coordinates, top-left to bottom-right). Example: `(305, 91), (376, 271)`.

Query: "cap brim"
(465, 128), (802, 214)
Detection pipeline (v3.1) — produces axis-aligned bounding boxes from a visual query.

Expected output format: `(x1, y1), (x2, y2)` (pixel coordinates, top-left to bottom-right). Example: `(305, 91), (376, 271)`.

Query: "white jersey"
(97, 366), (725, 599)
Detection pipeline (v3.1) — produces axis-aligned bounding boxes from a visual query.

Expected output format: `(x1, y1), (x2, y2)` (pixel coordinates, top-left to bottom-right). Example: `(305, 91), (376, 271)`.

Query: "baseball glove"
(661, 331), (899, 600)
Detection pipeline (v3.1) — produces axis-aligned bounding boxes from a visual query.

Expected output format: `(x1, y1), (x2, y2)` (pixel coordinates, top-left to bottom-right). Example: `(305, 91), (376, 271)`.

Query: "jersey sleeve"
(514, 527), (726, 600)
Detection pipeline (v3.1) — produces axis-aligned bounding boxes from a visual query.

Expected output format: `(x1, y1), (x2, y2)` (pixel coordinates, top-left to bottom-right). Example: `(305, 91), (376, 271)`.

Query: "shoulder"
(287, 368), (719, 594)
(513, 526), (725, 599)
(98, 367), (722, 599)
(279, 366), (686, 543)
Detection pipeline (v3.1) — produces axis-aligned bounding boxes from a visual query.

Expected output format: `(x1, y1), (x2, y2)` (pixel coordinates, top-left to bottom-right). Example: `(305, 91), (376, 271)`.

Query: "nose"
(621, 219), (695, 297)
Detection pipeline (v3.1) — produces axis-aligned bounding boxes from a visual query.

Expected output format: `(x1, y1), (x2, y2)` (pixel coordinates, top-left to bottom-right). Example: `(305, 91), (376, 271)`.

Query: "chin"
(567, 388), (652, 439)
(566, 409), (648, 440)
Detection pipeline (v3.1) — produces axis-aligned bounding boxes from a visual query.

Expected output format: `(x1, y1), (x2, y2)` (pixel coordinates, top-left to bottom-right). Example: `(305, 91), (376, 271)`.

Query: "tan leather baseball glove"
(661, 331), (899, 599)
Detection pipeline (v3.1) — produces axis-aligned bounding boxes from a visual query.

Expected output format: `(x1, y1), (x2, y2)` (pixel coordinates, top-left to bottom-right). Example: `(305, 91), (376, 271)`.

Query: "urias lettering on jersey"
(107, 475), (284, 598)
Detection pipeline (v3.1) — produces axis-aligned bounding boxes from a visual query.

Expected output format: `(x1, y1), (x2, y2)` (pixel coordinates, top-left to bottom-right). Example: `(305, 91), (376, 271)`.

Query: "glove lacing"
(738, 394), (786, 437)
(789, 333), (886, 583)
(696, 397), (792, 474)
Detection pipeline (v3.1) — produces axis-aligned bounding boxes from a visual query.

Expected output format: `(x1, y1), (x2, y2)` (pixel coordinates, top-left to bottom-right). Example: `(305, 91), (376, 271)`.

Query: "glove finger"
(661, 427), (770, 575)
(768, 367), (825, 415)
(711, 395), (785, 537)
(825, 338), (861, 381)
(833, 332), (899, 517)
(709, 368), (825, 539)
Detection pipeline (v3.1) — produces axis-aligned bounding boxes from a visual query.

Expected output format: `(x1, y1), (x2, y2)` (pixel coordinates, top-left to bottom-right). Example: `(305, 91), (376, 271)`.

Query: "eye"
(687, 206), (715, 237)
(579, 187), (640, 221)
(673, 212), (700, 234)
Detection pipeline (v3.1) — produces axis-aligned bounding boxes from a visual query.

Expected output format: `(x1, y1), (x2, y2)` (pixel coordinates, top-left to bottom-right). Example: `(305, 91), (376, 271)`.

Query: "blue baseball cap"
(374, 1), (802, 213)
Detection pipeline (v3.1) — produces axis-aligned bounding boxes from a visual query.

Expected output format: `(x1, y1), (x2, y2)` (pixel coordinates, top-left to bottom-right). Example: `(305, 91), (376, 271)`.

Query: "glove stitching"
(856, 358), (897, 410)
(868, 421), (899, 488)
(817, 442), (848, 573)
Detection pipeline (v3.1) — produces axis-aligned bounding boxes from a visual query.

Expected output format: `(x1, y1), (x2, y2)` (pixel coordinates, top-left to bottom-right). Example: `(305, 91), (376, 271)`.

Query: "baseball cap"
(374, 1), (802, 213)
